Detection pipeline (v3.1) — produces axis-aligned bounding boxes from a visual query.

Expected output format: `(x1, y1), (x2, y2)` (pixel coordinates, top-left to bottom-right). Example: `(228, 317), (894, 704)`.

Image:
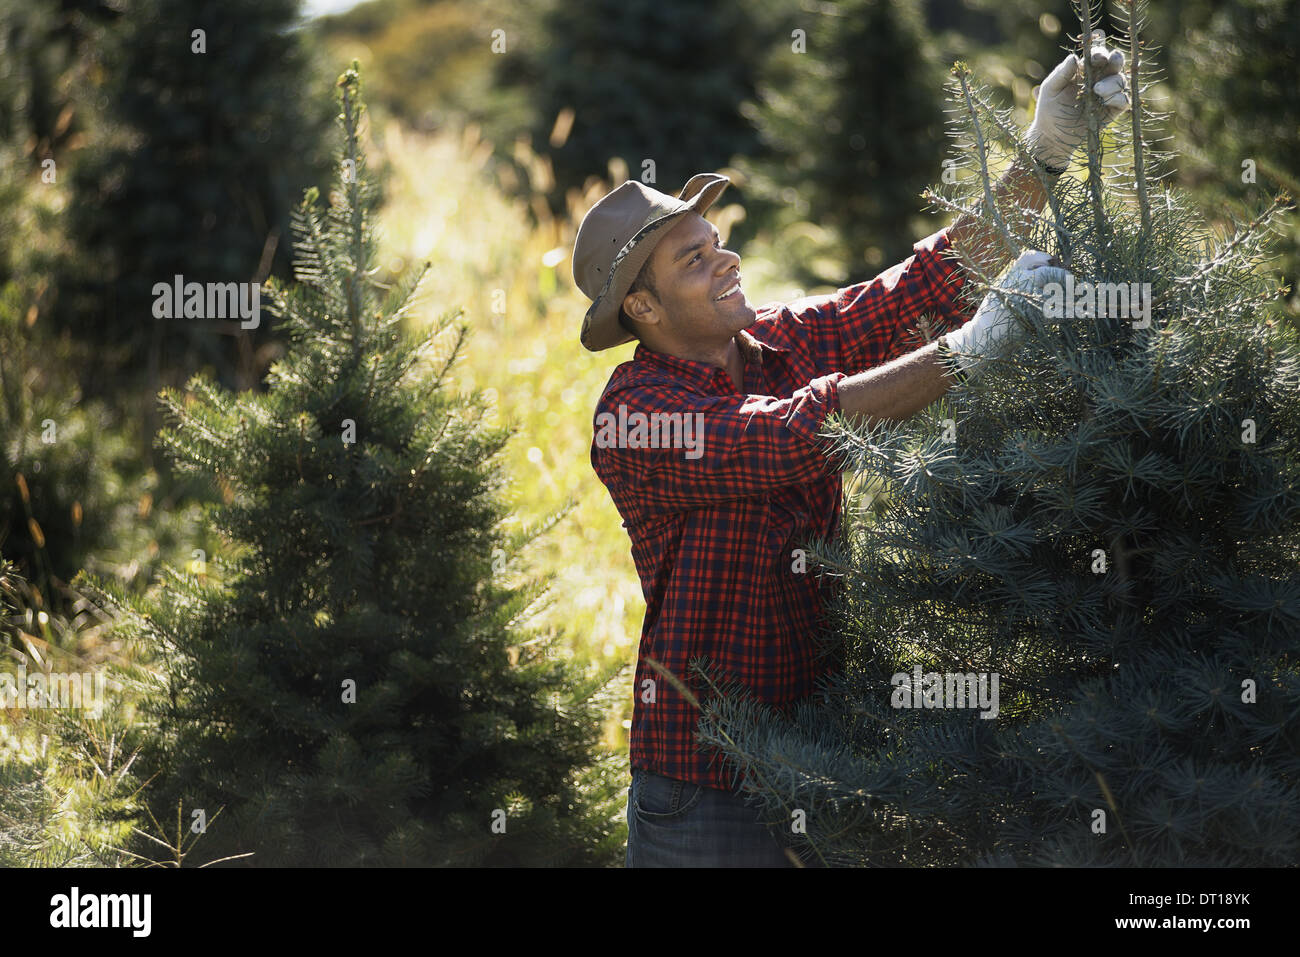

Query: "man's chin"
(728, 301), (757, 327)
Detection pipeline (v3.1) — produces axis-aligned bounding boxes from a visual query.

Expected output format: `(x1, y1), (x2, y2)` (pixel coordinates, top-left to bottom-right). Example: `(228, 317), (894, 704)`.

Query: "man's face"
(624, 212), (755, 347)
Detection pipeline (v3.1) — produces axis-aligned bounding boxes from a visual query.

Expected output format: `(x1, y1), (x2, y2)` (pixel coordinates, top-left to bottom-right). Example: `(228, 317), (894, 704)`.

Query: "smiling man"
(574, 42), (1130, 868)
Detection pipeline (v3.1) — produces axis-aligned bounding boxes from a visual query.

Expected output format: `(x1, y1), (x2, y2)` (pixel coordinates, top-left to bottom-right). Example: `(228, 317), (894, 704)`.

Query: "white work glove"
(943, 250), (1071, 377)
(1026, 37), (1131, 171)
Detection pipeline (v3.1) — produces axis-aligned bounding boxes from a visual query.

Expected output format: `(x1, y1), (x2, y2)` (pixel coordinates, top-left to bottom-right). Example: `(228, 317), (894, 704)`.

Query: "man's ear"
(623, 288), (659, 326)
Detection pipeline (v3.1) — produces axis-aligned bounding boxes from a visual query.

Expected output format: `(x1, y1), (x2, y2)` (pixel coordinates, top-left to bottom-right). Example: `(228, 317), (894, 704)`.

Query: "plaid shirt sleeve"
(817, 227), (978, 373)
(591, 373), (848, 518)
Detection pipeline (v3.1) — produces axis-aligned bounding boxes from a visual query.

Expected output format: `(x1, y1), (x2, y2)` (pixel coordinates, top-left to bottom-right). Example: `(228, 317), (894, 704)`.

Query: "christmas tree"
(0, 281), (195, 608)
(94, 66), (624, 866)
(694, 1), (1300, 866)
(515, 0), (766, 218)
(732, 0), (948, 279)
(1175, 0), (1300, 333)
(61, 0), (334, 394)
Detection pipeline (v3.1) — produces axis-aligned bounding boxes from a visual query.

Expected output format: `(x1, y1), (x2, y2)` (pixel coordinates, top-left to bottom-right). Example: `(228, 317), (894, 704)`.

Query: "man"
(572, 43), (1130, 867)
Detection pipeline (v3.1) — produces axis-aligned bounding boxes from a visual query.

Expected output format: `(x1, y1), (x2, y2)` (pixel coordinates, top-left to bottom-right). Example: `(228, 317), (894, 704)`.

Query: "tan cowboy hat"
(572, 172), (730, 351)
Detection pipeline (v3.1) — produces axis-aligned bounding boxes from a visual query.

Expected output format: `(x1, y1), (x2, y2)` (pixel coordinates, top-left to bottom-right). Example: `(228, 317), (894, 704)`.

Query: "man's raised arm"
(947, 158), (1054, 281)
(947, 40), (1132, 281)
(836, 247), (1071, 429)
(834, 336), (959, 431)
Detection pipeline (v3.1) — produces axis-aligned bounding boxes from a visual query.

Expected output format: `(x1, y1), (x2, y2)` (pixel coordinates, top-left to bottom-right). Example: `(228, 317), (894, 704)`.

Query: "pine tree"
(1, 557), (144, 868)
(60, 0), (335, 395)
(0, 0), (117, 167)
(1175, 0), (1300, 333)
(95, 66), (625, 867)
(511, 0), (768, 218)
(0, 282), (190, 608)
(731, 0), (949, 279)
(693, 1), (1300, 867)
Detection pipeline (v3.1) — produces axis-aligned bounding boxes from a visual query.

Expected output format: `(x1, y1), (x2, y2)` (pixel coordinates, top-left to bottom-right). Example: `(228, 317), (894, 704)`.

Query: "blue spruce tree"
(695, 1), (1300, 867)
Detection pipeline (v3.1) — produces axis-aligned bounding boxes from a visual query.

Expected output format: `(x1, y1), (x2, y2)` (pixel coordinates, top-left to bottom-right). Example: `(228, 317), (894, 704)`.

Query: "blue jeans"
(624, 767), (797, 867)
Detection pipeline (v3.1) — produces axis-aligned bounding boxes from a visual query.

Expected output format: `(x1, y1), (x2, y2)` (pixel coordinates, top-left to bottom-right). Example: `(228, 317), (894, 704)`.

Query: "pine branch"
(1159, 191), (1295, 308)
(1123, 0), (1152, 236)
(1077, 1), (1107, 243)
(954, 63), (1019, 259)
(644, 656), (827, 867)
(338, 67), (368, 358)
(946, 79), (1073, 265)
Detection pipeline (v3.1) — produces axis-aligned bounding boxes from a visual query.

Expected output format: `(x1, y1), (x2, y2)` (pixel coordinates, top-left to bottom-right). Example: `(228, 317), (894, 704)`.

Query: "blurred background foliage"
(0, 0), (1295, 864)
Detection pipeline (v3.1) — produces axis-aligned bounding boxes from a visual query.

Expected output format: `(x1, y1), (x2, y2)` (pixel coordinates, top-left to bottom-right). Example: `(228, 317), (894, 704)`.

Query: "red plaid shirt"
(591, 227), (976, 791)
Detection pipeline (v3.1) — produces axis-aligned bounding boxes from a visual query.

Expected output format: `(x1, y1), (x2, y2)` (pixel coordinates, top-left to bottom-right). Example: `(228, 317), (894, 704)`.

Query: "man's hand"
(1026, 38), (1131, 171)
(944, 250), (1070, 376)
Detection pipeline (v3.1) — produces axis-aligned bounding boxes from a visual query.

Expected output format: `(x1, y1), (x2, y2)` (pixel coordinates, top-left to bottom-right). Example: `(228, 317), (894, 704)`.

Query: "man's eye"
(691, 239), (722, 265)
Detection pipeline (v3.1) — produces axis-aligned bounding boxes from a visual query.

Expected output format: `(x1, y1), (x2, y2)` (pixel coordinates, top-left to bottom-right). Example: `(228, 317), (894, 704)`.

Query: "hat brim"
(580, 173), (730, 352)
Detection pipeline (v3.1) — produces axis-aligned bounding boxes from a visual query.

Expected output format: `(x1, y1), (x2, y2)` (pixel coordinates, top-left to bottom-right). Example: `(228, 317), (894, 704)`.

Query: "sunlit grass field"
(372, 121), (642, 751)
